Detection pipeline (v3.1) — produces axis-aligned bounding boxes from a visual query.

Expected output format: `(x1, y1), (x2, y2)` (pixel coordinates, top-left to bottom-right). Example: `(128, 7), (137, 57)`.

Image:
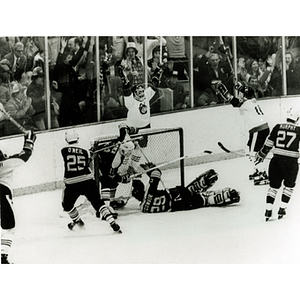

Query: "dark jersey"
(264, 122), (300, 159)
(140, 178), (205, 213)
(61, 145), (93, 184)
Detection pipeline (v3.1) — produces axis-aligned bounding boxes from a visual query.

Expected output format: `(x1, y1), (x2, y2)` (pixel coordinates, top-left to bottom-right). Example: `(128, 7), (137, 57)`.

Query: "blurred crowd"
(0, 36), (300, 137)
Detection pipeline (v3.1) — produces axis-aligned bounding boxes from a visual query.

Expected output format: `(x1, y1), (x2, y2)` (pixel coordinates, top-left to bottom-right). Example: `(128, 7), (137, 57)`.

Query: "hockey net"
(90, 127), (184, 202)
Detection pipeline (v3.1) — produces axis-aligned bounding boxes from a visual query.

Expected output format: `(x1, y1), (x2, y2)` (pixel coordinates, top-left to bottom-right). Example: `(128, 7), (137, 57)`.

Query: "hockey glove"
(216, 83), (233, 102)
(23, 130), (36, 151)
(254, 150), (267, 165)
(228, 189), (240, 204)
(140, 162), (161, 177)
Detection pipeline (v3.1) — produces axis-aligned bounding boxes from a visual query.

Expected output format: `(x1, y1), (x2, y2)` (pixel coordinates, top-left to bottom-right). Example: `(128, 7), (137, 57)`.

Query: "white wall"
(1, 96), (299, 194)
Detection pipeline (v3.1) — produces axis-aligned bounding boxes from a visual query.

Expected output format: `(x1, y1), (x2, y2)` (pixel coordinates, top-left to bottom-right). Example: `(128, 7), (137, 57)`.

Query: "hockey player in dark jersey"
(217, 82), (270, 185)
(255, 107), (300, 221)
(0, 130), (36, 264)
(130, 163), (240, 213)
(61, 129), (122, 233)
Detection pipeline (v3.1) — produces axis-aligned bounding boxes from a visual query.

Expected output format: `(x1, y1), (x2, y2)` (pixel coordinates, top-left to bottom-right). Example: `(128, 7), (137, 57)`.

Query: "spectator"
(51, 51), (84, 127)
(285, 51), (300, 95)
(3, 42), (27, 82)
(120, 42), (144, 86)
(0, 70), (11, 106)
(196, 47), (231, 94)
(237, 57), (248, 86)
(196, 80), (224, 106)
(247, 76), (265, 98)
(163, 70), (189, 109)
(27, 67), (47, 130)
(3, 83), (35, 135)
(164, 36), (188, 80)
(246, 58), (271, 92)
(269, 51), (300, 96)
(147, 45), (171, 87)
(0, 37), (20, 58)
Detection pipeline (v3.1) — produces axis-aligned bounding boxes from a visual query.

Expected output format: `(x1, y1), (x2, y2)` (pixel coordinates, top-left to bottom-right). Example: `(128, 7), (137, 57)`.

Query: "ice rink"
(7, 155), (300, 264)
(3, 154), (300, 300)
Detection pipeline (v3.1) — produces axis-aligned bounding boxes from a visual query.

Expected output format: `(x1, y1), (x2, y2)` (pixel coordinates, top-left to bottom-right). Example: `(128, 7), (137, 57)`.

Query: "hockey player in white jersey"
(0, 130), (36, 264)
(217, 82), (270, 185)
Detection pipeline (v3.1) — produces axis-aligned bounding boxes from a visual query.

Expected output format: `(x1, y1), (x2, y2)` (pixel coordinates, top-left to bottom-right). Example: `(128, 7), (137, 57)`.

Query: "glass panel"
(2, 36), (300, 138)
(236, 36), (282, 97)
(192, 36), (234, 106)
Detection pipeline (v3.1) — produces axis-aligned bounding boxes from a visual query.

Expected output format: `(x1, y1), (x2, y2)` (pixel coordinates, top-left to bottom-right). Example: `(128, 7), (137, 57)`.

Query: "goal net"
(90, 127), (184, 201)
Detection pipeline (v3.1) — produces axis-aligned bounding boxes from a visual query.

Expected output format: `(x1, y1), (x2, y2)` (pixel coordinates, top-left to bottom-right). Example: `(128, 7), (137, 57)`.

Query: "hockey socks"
(67, 207), (84, 229)
(99, 205), (122, 233)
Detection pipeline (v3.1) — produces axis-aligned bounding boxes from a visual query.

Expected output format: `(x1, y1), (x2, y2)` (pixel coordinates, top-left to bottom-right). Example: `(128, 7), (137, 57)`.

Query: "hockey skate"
(249, 169), (260, 180)
(1, 254), (11, 264)
(254, 171), (269, 185)
(265, 209), (272, 221)
(111, 222), (122, 234)
(68, 218), (85, 230)
(278, 207), (286, 220)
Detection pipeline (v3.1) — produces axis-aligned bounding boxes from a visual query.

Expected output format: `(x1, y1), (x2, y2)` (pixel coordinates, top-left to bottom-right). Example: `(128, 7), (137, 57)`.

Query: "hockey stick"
(217, 142), (275, 163)
(0, 106), (28, 134)
(91, 136), (143, 155)
(217, 142), (247, 157)
(131, 149), (212, 178)
(219, 36), (237, 85)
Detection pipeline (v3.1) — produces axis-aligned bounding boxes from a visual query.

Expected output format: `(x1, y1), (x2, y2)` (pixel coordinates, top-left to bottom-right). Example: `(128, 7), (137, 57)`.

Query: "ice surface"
(7, 156), (300, 264)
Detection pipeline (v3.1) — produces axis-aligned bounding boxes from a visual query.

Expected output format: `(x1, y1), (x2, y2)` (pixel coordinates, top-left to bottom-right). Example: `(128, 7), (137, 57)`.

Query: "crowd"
(0, 36), (300, 137)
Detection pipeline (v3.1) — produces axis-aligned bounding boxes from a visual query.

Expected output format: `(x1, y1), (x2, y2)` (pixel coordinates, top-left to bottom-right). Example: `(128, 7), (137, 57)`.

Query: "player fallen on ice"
(91, 123), (141, 216)
(61, 129), (122, 233)
(0, 130), (36, 264)
(216, 81), (270, 185)
(115, 162), (240, 213)
(255, 107), (300, 221)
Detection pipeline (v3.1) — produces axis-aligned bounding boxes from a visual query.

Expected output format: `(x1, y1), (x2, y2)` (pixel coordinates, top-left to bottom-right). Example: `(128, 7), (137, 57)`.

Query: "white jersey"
(0, 158), (25, 193)
(124, 87), (155, 128)
(239, 98), (268, 133)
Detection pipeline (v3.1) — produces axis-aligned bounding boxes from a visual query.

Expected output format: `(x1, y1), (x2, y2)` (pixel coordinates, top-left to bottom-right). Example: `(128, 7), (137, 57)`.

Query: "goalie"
(117, 163), (240, 213)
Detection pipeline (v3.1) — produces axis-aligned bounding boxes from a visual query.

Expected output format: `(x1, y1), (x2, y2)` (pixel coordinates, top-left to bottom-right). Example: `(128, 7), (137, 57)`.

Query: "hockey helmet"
(65, 129), (79, 144)
(287, 107), (300, 123)
(119, 140), (134, 156)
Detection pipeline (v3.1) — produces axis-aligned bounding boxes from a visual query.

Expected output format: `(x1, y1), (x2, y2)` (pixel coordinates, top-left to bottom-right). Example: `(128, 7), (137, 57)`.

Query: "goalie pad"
(186, 169), (218, 194)
(204, 188), (240, 206)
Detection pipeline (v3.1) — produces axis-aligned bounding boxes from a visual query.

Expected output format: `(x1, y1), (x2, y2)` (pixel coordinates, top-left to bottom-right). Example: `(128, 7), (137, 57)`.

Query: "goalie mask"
(65, 129), (79, 144)
(287, 107), (300, 123)
(132, 84), (146, 101)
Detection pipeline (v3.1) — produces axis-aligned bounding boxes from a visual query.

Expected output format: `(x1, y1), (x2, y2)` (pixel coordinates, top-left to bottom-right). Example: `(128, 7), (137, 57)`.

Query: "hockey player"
(129, 163), (240, 213)
(119, 64), (158, 147)
(1, 130), (36, 264)
(92, 123), (141, 213)
(217, 82), (270, 185)
(61, 129), (122, 233)
(255, 107), (300, 221)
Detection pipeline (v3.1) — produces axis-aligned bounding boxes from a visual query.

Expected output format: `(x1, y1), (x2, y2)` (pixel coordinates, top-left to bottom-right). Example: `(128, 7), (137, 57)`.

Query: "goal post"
(91, 127), (185, 200)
